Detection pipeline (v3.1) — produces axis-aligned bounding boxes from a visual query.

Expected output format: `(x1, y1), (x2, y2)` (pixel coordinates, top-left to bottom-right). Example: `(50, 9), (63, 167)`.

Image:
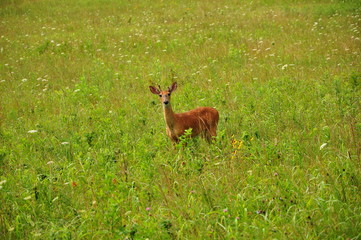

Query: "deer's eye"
(168, 93), (171, 96)
(159, 94), (162, 97)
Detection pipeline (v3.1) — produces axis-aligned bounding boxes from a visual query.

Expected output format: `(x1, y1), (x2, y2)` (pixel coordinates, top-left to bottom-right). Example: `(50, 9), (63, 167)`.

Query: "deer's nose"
(163, 101), (169, 105)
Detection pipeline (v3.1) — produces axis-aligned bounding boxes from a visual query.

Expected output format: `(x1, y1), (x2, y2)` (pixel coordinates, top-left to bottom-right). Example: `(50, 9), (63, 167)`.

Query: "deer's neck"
(163, 104), (175, 129)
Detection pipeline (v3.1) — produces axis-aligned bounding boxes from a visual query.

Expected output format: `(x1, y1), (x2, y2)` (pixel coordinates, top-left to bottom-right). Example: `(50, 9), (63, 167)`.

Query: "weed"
(0, 0), (360, 239)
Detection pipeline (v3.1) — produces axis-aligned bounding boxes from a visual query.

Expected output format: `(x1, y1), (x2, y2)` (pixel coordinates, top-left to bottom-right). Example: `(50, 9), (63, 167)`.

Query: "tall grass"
(1, 0), (360, 239)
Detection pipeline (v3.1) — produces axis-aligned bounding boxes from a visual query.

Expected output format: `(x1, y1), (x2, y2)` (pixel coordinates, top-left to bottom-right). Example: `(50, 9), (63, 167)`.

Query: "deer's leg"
(203, 130), (214, 143)
(206, 127), (217, 143)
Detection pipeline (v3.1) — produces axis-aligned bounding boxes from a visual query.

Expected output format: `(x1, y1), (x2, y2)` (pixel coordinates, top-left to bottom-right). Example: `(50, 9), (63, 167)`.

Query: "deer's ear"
(149, 86), (160, 95)
(169, 82), (177, 92)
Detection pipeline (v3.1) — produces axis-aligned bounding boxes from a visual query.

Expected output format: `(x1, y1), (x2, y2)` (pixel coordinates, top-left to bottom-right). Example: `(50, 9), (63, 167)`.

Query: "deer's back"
(173, 107), (219, 135)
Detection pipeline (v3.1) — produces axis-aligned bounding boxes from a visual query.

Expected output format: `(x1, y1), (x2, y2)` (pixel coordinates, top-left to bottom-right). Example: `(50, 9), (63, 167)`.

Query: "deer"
(149, 82), (219, 144)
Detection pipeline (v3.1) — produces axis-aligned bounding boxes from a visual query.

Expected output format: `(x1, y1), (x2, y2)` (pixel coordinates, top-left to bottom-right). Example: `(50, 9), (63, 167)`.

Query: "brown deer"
(149, 82), (219, 143)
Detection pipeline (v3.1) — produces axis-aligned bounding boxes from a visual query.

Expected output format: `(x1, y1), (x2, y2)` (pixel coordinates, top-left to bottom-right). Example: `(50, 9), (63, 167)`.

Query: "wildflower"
(28, 130), (38, 133)
(72, 181), (77, 187)
(61, 142), (69, 145)
(46, 161), (54, 165)
(146, 207), (151, 211)
(319, 143), (327, 150)
(223, 208), (228, 213)
(24, 196), (32, 200)
(256, 210), (265, 215)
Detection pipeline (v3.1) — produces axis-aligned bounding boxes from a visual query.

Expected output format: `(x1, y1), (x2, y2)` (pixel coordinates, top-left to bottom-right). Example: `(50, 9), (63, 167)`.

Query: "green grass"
(0, 0), (360, 239)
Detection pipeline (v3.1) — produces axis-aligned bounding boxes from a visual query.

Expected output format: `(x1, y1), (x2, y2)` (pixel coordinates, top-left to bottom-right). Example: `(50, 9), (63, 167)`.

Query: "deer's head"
(149, 82), (177, 107)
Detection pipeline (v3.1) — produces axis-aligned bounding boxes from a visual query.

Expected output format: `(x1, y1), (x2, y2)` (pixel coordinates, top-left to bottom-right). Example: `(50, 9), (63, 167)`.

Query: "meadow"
(0, 0), (360, 239)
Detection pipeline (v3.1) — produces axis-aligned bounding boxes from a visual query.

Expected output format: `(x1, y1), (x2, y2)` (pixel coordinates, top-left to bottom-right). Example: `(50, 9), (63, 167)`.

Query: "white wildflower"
(281, 64), (288, 70)
(28, 130), (38, 133)
(319, 143), (327, 150)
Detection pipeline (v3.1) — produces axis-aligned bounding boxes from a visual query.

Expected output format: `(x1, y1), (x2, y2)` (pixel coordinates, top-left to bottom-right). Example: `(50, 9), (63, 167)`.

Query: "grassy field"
(1, 0), (361, 239)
